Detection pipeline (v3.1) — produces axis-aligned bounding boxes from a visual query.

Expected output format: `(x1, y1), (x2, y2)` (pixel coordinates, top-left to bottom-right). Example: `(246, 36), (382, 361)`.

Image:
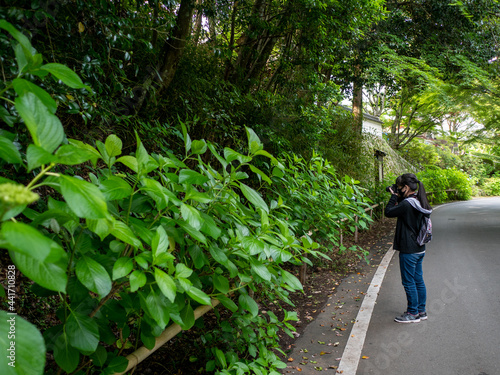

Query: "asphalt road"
(357, 198), (500, 375)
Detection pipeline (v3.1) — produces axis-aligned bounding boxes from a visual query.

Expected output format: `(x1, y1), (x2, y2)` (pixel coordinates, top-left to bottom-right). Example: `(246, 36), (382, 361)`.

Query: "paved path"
(283, 198), (500, 375)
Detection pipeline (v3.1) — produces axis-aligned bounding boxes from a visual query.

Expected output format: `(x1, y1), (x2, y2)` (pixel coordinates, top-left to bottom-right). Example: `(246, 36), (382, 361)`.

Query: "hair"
(399, 173), (432, 210)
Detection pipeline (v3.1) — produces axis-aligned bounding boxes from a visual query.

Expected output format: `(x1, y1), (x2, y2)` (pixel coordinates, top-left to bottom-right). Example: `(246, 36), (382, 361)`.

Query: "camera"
(386, 184), (400, 195)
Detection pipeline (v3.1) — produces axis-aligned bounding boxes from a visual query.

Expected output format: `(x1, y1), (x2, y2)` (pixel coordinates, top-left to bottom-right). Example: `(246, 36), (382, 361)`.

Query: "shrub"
(481, 177), (500, 196)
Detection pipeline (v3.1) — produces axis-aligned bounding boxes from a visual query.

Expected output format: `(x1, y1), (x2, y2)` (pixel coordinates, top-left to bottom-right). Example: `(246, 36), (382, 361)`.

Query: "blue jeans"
(399, 252), (426, 315)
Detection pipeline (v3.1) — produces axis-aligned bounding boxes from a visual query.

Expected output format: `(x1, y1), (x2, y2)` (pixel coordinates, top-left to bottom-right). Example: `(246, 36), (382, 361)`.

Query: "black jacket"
(385, 194), (427, 253)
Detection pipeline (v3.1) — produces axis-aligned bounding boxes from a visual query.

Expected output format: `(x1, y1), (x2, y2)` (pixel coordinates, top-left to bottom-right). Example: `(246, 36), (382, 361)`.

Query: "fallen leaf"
(362, 356), (370, 359)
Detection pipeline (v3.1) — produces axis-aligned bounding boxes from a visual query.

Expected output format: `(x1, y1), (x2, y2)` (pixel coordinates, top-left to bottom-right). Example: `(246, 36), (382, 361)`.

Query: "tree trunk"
(352, 74), (363, 134)
(132, 0), (195, 114)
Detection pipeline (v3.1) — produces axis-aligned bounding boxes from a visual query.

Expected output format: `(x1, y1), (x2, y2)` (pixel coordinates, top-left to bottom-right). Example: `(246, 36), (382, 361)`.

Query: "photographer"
(385, 173), (432, 323)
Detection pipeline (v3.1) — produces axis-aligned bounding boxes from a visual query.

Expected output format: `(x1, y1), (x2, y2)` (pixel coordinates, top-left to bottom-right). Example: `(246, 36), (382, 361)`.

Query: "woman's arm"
(385, 194), (408, 218)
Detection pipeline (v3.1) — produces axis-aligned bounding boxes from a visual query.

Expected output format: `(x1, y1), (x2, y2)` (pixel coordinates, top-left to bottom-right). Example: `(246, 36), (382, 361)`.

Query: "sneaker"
(419, 312), (428, 320)
(394, 312), (421, 323)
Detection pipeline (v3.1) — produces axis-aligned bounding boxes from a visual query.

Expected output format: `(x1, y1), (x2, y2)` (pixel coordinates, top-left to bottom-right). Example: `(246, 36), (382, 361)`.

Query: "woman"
(385, 173), (432, 323)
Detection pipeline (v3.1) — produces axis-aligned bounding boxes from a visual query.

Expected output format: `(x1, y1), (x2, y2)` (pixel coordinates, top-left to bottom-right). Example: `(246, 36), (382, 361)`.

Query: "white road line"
(336, 247), (395, 375)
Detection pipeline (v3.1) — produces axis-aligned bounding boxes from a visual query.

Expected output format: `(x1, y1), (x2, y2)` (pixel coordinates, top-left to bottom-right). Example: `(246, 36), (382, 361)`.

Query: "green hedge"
(417, 167), (472, 203)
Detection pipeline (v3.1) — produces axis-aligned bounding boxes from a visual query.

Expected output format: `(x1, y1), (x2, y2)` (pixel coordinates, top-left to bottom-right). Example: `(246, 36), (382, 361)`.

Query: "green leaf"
(239, 182), (269, 213)
(175, 263), (193, 278)
(55, 144), (96, 165)
(238, 294), (259, 317)
(154, 268), (177, 303)
(0, 20), (35, 61)
(15, 92), (64, 153)
(68, 139), (101, 166)
(40, 63), (91, 90)
(140, 178), (170, 210)
(66, 311), (99, 352)
(86, 218), (113, 241)
(9, 250), (67, 292)
(187, 286), (212, 306)
(12, 78), (57, 114)
(0, 310), (46, 375)
(99, 176), (133, 200)
(143, 288), (171, 328)
(178, 169), (209, 185)
(0, 136), (22, 164)
(216, 294), (238, 312)
(207, 142), (228, 169)
(281, 270), (303, 291)
(14, 40), (28, 73)
(112, 257), (134, 280)
(191, 139), (207, 154)
(224, 148), (252, 163)
(1, 221), (64, 262)
(152, 225), (169, 260)
(105, 134), (122, 157)
(213, 274), (230, 294)
(53, 331), (79, 373)
(117, 155), (138, 172)
(111, 221), (142, 248)
(107, 356), (129, 372)
(215, 348), (227, 369)
(0, 106), (16, 127)
(245, 127), (263, 154)
(177, 221), (207, 244)
(60, 175), (108, 219)
(181, 203), (203, 230)
(177, 304), (195, 330)
(75, 256), (112, 298)
(26, 144), (56, 171)
(130, 270), (147, 292)
(249, 257), (272, 281)
(200, 212), (221, 239)
(242, 237), (265, 255)
(249, 164), (272, 184)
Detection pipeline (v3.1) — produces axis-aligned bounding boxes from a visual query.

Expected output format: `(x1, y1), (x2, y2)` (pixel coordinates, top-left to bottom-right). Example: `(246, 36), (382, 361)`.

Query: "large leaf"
(238, 294), (259, 317)
(180, 203), (203, 230)
(53, 331), (79, 373)
(178, 169), (209, 185)
(27, 144), (56, 171)
(281, 270), (303, 291)
(0, 310), (46, 375)
(10, 250), (67, 293)
(15, 93), (64, 153)
(12, 78), (57, 114)
(0, 136), (22, 164)
(99, 176), (133, 200)
(60, 175), (108, 219)
(0, 20), (35, 61)
(40, 63), (91, 90)
(75, 256), (112, 299)
(55, 144), (96, 166)
(154, 268), (177, 303)
(112, 257), (134, 280)
(104, 134), (122, 157)
(1, 221), (65, 262)
(66, 312), (99, 352)
(239, 182), (269, 213)
(152, 225), (169, 260)
(111, 221), (142, 248)
(249, 257), (272, 281)
(245, 127), (263, 154)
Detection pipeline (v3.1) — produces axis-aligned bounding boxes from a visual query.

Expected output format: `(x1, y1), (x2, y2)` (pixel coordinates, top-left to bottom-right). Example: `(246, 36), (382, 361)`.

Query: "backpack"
(405, 197), (433, 246)
(416, 215), (432, 246)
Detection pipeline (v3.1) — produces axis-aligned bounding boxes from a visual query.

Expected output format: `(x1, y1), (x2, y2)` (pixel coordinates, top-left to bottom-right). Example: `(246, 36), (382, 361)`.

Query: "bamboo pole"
(112, 299), (221, 375)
